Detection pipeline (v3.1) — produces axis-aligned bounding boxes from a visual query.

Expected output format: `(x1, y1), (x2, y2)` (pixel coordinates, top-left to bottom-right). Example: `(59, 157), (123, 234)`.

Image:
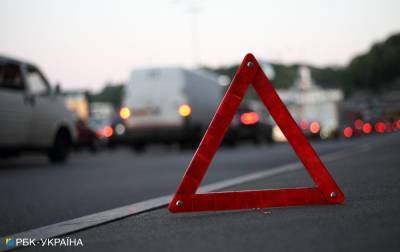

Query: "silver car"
(0, 56), (77, 163)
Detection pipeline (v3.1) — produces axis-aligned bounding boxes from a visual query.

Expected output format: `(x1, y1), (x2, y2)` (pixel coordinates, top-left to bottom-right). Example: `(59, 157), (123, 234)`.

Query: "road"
(1, 134), (399, 246)
(56, 132), (400, 252)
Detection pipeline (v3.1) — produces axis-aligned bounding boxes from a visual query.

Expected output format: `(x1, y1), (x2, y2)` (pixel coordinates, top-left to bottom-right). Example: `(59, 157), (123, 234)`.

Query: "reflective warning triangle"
(169, 54), (344, 213)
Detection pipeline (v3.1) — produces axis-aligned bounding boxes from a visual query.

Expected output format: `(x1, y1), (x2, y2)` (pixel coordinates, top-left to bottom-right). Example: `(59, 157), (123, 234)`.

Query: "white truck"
(112, 67), (221, 151)
(0, 56), (77, 162)
(273, 66), (343, 141)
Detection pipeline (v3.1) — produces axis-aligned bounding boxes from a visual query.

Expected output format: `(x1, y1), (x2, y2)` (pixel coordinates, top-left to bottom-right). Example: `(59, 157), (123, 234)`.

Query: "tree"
(346, 33), (400, 94)
(89, 83), (124, 108)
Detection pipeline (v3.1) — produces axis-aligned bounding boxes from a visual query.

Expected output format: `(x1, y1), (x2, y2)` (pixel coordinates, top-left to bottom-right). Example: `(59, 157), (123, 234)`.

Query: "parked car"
(110, 67), (221, 152)
(0, 56), (77, 162)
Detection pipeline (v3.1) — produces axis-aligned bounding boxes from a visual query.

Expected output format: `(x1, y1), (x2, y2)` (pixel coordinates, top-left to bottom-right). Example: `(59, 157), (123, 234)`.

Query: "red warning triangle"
(169, 54), (344, 213)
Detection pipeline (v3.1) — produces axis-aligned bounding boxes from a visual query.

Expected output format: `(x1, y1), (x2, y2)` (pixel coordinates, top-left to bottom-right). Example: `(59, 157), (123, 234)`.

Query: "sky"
(0, 0), (399, 91)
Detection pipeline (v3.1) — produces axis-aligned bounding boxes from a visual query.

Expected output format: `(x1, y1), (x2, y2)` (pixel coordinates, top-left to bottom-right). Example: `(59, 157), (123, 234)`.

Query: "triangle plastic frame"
(169, 53), (344, 213)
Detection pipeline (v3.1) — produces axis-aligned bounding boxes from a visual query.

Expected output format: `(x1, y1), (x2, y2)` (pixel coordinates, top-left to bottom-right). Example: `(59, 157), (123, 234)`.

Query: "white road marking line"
(0, 146), (368, 251)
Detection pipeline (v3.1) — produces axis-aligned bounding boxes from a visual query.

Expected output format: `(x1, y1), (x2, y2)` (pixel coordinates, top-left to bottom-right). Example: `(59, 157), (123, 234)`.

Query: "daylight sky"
(1, 0), (399, 90)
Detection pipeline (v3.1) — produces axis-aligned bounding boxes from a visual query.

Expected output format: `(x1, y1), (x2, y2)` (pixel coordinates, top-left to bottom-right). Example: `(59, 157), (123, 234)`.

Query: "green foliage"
(91, 33), (400, 102)
(346, 33), (400, 94)
(210, 32), (400, 97)
(270, 63), (298, 89)
(309, 66), (345, 89)
(89, 83), (124, 108)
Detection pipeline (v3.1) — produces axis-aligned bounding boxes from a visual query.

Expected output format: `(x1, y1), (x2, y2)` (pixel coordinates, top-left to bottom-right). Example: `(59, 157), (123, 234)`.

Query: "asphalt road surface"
(56, 132), (400, 252)
(1, 133), (398, 244)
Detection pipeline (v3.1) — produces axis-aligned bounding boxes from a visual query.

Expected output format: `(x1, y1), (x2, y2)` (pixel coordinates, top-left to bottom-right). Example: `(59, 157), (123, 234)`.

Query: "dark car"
(225, 101), (273, 146)
(74, 119), (99, 152)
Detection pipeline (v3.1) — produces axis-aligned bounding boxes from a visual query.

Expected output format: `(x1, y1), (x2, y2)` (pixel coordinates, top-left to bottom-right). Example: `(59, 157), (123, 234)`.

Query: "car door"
(0, 61), (33, 147)
(24, 65), (55, 147)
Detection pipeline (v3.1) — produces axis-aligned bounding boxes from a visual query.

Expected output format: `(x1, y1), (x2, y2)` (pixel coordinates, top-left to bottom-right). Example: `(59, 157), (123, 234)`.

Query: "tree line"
(90, 32), (400, 107)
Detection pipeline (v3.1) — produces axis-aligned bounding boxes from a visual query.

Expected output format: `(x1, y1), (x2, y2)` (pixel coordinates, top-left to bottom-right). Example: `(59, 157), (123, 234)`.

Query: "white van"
(0, 56), (77, 162)
(112, 67), (221, 151)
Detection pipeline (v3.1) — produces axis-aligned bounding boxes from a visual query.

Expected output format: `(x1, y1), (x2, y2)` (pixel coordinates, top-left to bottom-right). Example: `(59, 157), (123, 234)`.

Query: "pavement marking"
(0, 144), (372, 251)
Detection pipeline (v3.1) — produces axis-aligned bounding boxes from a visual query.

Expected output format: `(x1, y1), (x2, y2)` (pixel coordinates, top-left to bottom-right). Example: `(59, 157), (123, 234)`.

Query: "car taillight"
(343, 127), (353, 138)
(299, 119), (308, 130)
(179, 104), (191, 117)
(362, 123), (372, 134)
(120, 107), (131, 119)
(354, 119), (363, 130)
(240, 112), (259, 125)
(309, 121), (320, 134)
(374, 122), (385, 134)
(97, 126), (114, 138)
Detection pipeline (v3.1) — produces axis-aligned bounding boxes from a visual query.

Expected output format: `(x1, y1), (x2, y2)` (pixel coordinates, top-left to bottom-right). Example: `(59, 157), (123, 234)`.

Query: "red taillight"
(393, 120), (400, 131)
(374, 122), (385, 134)
(300, 119), (308, 130)
(240, 112), (259, 125)
(362, 123), (372, 134)
(343, 127), (353, 138)
(309, 121), (320, 134)
(97, 126), (114, 138)
(354, 119), (363, 130)
(395, 120), (400, 130)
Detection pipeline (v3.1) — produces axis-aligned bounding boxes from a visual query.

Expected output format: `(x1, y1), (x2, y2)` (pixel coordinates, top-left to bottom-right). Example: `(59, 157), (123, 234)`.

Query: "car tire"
(48, 129), (71, 163)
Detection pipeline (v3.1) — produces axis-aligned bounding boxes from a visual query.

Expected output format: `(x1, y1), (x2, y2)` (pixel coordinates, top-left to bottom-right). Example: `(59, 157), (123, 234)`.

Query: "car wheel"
(48, 129), (71, 163)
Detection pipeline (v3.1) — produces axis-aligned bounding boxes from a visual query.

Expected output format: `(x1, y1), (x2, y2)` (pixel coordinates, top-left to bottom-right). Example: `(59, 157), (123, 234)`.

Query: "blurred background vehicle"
(63, 91), (118, 151)
(74, 119), (98, 152)
(63, 91), (99, 152)
(88, 102), (115, 148)
(0, 56), (77, 163)
(272, 66), (343, 142)
(225, 100), (273, 146)
(339, 88), (400, 139)
(109, 67), (222, 152)
(89, 102), (115, 135)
